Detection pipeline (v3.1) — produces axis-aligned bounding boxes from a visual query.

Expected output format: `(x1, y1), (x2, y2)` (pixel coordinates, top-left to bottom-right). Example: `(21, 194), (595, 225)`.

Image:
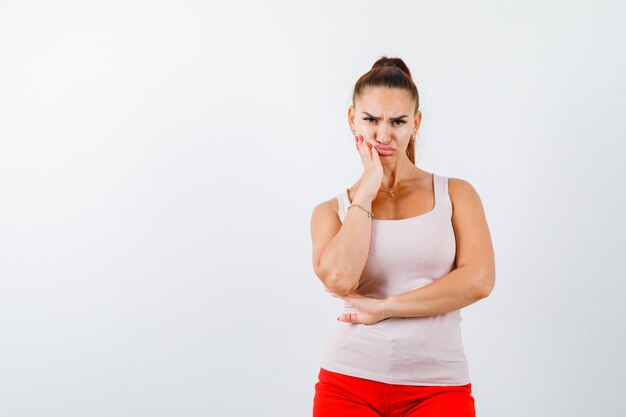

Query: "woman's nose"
(375, 126), (391, 144)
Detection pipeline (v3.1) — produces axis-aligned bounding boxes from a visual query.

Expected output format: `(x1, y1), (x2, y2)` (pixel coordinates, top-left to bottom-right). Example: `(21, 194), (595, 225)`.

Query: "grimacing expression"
(349, 87), (421, 158)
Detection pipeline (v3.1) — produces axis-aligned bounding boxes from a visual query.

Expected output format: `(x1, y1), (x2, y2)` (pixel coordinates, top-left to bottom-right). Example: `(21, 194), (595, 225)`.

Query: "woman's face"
(348, 87), (421, 159)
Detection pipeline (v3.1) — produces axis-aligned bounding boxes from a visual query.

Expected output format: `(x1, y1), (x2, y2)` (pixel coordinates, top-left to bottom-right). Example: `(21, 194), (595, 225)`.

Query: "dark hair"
(352, 56), (420, 164)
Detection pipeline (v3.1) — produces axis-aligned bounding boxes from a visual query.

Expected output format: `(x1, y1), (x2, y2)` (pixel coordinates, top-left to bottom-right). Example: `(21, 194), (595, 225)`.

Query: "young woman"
(310, 56), (495, 416)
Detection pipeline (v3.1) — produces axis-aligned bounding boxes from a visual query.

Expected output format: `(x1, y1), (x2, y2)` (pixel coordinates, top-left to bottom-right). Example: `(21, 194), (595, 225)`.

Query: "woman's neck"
(380, 159), (418, 190)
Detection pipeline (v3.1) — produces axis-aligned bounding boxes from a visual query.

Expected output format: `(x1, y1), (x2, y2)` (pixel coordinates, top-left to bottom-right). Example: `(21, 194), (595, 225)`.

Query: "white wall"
(1, 1), (624, 416)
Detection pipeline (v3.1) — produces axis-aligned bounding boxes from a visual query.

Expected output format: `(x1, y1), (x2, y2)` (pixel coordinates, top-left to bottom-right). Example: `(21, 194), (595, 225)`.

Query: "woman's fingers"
(370, 143), (380, 162)
(337, 313), (359, 323)
(368, 141), (384, 176)
(356, 135), (374, 169)
(356, 135), (367, 166)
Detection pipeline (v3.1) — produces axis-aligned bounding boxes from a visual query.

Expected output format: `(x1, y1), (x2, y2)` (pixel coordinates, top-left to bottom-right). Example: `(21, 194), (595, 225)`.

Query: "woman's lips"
(374, 146), (395, 156)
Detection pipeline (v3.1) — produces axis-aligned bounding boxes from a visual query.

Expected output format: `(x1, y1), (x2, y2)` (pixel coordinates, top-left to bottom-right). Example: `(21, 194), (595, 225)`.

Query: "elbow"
(476, 284), (492, 299)
(474, 271), (495, 299)
(334, 284), (358, 297)
(326, 273), (359, 297)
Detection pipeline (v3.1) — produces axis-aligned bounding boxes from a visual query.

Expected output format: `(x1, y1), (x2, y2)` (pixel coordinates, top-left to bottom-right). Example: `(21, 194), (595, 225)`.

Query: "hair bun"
(372, 57), (412, 78)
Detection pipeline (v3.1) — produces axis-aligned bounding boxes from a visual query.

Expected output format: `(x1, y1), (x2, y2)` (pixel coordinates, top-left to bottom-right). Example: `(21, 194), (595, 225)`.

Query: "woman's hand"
(324, 286), (390, 325)
(355, 134), (384, 201)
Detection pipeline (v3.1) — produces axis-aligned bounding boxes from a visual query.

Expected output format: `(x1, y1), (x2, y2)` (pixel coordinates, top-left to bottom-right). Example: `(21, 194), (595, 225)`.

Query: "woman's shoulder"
(447, 176), (481, 193)
(310, 195), (343, 247)
(311, 194), (341, 222)
(447, 176), (484, 212)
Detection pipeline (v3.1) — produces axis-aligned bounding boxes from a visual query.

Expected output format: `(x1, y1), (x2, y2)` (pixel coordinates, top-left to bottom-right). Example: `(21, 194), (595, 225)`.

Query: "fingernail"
(355, 144), (359, 150)
(367, 143), (372, 149)
(359, 136), (364, 143)
(336, 317), (341, 321)
(354, 136), (358, 143)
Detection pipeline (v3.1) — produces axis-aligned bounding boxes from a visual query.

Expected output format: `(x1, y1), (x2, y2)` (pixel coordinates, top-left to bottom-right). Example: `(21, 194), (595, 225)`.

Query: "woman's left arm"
(383, 178), (495, 318)
(333, 178), (495, 324)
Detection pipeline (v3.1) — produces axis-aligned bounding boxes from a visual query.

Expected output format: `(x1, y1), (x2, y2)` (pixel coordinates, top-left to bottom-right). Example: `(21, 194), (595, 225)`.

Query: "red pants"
(313, 367), (476, 417)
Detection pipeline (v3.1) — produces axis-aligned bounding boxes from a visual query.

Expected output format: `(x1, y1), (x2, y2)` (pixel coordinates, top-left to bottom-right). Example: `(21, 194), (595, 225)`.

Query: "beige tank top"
(319, 173), (471, 385)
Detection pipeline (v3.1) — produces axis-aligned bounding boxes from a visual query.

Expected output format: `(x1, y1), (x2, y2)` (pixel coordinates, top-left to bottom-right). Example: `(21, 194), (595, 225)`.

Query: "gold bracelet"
(348, 203), (374, 218)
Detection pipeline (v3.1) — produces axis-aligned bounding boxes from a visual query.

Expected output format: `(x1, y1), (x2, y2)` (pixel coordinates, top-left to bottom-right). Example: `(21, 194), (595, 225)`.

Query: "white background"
(1, 1), (625, 416)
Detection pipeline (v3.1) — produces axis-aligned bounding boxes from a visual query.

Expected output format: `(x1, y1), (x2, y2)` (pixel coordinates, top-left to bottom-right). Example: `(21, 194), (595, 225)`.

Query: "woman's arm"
(336, 178), (495, 324)
(381, 265), (488, 318)
(311, 190), (375, 297)
(312, 135), (384, 297)
(385, 177), (495, 318)
(331, 264), (486, 324)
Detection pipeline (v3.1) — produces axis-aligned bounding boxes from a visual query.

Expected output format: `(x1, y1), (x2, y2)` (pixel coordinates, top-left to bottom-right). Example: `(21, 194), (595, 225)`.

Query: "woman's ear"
(348, 105), (355, 130)
(413, 110), (422, 132)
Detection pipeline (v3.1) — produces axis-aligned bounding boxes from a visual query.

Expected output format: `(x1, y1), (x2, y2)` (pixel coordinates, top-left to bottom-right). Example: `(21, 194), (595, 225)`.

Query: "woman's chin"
(379, 154), (396, 162)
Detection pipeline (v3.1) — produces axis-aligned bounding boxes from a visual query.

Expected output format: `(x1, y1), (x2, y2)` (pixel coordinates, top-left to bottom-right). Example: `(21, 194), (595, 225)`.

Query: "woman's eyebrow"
(362, 112), (408, 121)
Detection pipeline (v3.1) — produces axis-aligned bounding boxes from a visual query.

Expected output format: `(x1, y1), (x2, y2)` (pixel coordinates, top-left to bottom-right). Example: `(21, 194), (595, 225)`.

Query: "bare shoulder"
(310, 196), (341, 238)
(447, 177), (483, 210)
(310, 196), (340, 222)
(447, 176), (487, 230)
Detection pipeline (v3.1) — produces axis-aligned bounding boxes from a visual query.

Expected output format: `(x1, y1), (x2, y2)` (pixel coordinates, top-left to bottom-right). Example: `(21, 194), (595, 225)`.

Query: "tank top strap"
(435, 173), (453, 212)
(336, 189), (350, 224)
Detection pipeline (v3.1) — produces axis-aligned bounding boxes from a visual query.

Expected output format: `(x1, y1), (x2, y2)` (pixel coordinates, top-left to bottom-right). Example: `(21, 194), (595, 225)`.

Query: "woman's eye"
(363, 117), (406, 125)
